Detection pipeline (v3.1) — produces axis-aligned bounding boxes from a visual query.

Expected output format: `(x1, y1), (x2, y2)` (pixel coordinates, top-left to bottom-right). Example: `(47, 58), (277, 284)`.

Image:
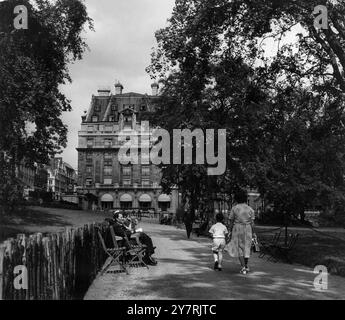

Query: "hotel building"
(76, 81), (179, 213)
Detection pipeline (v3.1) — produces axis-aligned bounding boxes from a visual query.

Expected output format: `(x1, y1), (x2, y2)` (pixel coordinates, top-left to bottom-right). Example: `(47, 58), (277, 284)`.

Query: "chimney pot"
(115, 81), (124, 95)
(151, 82), (159, 96)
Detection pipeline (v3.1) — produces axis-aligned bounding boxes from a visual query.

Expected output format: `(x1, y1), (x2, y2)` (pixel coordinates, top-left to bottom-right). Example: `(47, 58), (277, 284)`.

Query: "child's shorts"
(212, 238), (226, 252)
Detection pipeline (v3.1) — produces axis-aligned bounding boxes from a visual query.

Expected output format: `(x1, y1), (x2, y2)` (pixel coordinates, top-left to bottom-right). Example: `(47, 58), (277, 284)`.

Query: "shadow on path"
(85, 223), (345, 300)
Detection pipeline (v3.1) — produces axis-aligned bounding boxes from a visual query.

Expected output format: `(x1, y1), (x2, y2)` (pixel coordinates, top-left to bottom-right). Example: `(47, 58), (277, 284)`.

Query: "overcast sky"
(60, 0), (175, 169)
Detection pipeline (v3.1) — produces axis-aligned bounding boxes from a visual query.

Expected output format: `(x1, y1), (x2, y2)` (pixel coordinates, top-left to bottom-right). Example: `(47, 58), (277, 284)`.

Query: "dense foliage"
(0, 0), (93, 213)
(147, 0), (345, 221)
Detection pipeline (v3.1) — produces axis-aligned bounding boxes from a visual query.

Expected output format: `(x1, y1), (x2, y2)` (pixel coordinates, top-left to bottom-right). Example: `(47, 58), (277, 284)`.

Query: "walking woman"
(227, 190), (256, 274)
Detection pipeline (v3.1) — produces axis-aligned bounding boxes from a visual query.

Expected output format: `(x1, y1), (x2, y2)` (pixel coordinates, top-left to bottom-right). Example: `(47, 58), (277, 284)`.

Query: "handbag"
(251, 235), (260, 253)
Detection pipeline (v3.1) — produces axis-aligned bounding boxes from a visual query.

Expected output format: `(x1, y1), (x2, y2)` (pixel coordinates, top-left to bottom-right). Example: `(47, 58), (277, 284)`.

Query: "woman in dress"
(227, 190), (256, 274)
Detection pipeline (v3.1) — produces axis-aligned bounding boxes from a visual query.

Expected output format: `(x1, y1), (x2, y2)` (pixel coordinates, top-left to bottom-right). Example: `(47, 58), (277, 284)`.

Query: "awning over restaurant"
(120, 193), (133, 202)
(101, 194), (113, 202)
(139, 194), (152, 202)
(158, 194), (171, 202)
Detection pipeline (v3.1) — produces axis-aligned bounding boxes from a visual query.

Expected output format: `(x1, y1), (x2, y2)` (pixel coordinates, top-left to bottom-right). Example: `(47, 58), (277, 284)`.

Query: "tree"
(0, 0), (93, 214)
(147, 0), (345, 222)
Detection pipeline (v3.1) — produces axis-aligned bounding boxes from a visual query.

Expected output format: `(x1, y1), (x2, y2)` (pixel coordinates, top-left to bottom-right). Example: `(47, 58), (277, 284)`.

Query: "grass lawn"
(0, 206), (110, 243)
(257, 228), (345, 277)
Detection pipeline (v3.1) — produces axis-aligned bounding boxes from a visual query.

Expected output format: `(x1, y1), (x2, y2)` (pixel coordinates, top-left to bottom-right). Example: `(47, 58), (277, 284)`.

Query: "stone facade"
(47, 157), (77, 200)
(76, 82), (179, 213)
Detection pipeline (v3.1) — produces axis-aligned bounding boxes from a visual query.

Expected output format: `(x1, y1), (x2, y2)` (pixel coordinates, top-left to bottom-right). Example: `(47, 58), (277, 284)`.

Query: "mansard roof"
(84, 91), (157, 122)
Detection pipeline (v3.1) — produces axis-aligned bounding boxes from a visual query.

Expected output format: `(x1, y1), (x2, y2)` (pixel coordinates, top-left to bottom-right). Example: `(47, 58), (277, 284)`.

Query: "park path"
(84, 223), (345, 300)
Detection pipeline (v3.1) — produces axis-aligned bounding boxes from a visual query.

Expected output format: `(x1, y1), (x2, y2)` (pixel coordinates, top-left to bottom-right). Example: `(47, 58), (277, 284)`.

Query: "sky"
(60, 0), (175, 170)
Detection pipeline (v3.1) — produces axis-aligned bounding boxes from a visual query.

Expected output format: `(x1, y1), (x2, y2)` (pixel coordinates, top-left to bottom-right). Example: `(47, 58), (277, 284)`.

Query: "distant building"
(47, 157), (77, 200)
(76, 81), (179, 212)
(34, 165), (48, 192)
(16, 161), (36, 199)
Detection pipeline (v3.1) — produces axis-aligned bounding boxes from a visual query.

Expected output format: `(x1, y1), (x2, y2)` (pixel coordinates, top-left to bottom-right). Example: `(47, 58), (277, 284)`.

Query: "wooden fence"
(0, 223), (111, 300)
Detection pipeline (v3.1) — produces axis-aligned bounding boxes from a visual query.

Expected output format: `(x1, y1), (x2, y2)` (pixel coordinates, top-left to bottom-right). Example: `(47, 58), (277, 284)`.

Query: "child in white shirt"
(209, 213), (229, 271)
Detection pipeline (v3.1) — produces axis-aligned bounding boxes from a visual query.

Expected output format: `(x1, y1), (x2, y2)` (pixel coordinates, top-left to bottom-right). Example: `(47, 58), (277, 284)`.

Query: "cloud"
(60, 0), (175, 169)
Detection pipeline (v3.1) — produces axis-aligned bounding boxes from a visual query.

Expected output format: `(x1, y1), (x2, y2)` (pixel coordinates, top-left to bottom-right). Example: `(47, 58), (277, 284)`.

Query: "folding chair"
(97, 228), (128, 275)
(259, 230), (281, 259)
(109, 226), (149, 269)
(273, 233), (299, 263)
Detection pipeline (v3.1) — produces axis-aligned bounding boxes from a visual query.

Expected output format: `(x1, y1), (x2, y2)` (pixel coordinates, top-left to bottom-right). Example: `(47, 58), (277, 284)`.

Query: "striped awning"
(139, 194), (152, 202)
(158, 194), (171, 202)
(120, 193), (132, 202)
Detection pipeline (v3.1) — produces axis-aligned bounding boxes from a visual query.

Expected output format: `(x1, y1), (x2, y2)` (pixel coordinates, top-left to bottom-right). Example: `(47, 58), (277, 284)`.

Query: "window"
(86, 153), (92, 161)
(124, 116), (132, 129)
(87, 126), (93, 133)
(92, 115), (98, 122)
(109, 116), (115, 122)
(94, 104), (101, 112)
(86, 166), (92, 174)
(123, 179), (131, 186)
(104, 139), (112, 148)
(87, 139), (94, 147)
(104, 125), (112, 133)
(142, 180), (151, 187)
(111, 104), (118, 111)
(122, 166), (131, 176)
(103, 166), (112, 176)
(142, 166), (150, 177)
(104, 153), (112, 166)
(85, 179), (93, 187)
(103, 178), (112, 185)
(104, 153), (112, 160)
(159, 202), (171, 211)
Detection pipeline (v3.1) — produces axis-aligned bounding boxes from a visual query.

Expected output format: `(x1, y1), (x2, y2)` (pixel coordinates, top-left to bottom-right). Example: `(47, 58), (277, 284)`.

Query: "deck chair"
(259, 230), (282, 259)
(97, 228), (128, 275)
(273, 233), (299, 263)
(109, 226), (149, 269)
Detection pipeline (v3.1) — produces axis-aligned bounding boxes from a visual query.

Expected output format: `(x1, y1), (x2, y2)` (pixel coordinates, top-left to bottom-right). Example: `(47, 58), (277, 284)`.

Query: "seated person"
(110, 212), (157, 265)
(106, 212), (132, 250)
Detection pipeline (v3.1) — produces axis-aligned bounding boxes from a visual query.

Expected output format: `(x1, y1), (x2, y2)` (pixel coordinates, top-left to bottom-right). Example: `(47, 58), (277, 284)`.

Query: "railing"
(0, 223), (111, 300)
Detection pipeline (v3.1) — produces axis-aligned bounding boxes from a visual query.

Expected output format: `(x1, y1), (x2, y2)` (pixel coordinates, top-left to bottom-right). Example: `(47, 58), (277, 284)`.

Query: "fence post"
(0, 245), (5, 300)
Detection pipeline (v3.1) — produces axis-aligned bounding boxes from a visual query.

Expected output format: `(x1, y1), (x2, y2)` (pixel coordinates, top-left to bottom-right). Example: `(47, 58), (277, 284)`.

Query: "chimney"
(97, 86), (111, 96)
(115, 81), (124, 95)
(151, 82), (159, 96)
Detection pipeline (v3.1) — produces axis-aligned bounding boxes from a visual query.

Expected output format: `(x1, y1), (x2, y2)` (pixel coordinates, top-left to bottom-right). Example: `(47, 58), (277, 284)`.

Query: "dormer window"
(124, 116), (132, 129)
(92, 115), (98, 123)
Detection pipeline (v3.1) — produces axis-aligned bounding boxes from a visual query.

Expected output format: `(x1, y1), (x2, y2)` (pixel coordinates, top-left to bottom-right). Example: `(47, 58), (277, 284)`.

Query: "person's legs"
(238, 256), (245, 267)
(213, 251), (219, 269)
(213, 251), (219, 262)
(244, 258), (249, 267)
(218, 250), (223, 270)
(139, 232), (155, 256)
(186, 223), (192, 239)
